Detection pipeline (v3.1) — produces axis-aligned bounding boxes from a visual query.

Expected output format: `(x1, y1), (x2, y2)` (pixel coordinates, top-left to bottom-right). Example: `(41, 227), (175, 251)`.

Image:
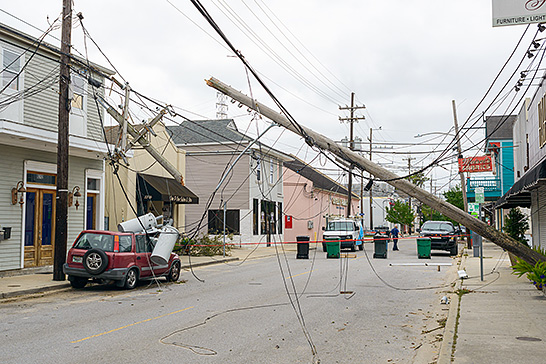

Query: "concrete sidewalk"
(0, 245), (291, 300)
(438, 241), (546, 364)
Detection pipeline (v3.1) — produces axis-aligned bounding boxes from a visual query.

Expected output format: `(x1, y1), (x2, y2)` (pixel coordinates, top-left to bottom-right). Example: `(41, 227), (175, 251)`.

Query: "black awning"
(495, 158), (546, 209)
(138, 173), (199, 204)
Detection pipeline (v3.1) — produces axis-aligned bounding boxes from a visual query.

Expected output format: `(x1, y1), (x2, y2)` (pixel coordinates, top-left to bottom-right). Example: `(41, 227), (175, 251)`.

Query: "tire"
(358, 243), (363, 251)
(322, 243), (327, 252)
(167, 260), (181, 282)
(450, 244), (458, 256)
(350, 243), (356, 252)
(69, 276), (88, 289)
(83, 249), (108, 275)
(124, 268), (138, 290)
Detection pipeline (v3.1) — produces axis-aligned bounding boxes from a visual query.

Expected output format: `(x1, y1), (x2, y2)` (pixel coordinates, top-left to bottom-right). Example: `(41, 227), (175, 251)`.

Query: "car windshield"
(422, 222), (453, 232)
(326, 221), (353, 231)
(73, 233), (115, 251)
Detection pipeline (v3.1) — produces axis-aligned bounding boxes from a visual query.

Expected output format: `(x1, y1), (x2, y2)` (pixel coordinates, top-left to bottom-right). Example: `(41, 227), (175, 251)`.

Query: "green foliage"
(443, 185), (464, 211)
(502, 208), (529, 246)
(174, 234), (233, 256)
(512, 259), (546, 290)
(386, 200), (415, 227)
(421, 204), (444, 222)
(406, 172), (429, 188)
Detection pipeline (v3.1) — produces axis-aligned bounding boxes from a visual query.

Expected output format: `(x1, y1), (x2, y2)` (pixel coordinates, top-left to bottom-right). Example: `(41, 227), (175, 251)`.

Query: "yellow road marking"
(286, 270), (313, 279)
(71, 306), (194, 344)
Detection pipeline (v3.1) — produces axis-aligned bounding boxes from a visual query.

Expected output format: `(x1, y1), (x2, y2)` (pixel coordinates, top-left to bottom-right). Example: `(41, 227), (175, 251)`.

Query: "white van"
(322, 219), (364, 252)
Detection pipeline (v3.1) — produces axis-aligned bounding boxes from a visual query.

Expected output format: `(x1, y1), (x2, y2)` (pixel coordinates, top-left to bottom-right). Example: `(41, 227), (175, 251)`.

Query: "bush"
(175, 234), (234, 256)
(512, 259), (546, 290)
(503, 208), (529, 246)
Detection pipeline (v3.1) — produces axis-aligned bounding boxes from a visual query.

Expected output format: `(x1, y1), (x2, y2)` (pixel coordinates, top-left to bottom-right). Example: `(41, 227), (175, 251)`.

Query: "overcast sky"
(0, 1), (538, 191)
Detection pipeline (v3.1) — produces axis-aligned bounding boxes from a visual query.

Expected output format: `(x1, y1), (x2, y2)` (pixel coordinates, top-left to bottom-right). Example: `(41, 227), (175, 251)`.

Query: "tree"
(503, 208), (529, 246)
(386, 201), (415, 228)
(421, 204), (444, 222)
(443, 185), (464, 211)
(406, 172), (429, 188)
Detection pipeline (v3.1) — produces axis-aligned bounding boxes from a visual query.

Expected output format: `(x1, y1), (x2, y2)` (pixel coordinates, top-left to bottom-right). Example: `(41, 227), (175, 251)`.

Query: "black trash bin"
(373, 234), (388, 259)
(296, 235), (310, 259)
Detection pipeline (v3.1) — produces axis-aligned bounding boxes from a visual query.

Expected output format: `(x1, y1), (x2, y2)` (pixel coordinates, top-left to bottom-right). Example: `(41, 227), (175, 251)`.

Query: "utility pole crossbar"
(206, 77), (546, 265)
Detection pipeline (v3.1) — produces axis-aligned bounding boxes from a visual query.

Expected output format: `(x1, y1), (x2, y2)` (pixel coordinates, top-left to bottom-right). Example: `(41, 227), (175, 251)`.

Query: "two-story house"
(167, 119), (289, 246)
(104, 122), (198, 231)
(496, 82), (546, 250)
(0, 23), (113, 271)
(283, 155), (360, 243)
(466, 115), (516, 228)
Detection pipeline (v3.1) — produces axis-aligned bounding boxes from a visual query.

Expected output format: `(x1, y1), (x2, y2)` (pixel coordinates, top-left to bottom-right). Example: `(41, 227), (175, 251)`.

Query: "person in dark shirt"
(391, 225), (400, 251)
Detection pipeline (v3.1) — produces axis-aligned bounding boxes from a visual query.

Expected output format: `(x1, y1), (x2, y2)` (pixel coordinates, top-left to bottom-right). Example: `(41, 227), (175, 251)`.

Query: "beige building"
(104, 122), (198, 232)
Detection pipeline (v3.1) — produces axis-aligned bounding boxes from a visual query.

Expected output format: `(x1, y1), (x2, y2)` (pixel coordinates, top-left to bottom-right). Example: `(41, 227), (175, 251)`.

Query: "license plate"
(72, 255), (82, 263)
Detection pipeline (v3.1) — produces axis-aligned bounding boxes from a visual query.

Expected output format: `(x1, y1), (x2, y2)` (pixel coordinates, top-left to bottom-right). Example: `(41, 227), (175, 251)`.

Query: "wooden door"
(24, 189), (56, 267)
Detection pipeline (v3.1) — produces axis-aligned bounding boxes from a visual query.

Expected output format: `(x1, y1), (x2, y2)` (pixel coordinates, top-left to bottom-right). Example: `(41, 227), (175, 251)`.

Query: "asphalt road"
(0, 240), (457, 363)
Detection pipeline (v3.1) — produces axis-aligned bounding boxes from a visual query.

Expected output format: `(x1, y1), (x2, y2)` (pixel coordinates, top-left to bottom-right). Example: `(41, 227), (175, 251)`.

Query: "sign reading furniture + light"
(492, 0), (546, 27)
(458, 156), (493, 173)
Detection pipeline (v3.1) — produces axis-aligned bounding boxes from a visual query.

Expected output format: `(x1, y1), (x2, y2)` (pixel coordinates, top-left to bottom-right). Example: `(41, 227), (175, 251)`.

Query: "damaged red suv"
(63, 230), (181, 289)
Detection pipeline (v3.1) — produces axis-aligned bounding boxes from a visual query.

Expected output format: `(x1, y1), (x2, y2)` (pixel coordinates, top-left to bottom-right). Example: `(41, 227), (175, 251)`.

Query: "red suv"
(63, 230), (181, 289)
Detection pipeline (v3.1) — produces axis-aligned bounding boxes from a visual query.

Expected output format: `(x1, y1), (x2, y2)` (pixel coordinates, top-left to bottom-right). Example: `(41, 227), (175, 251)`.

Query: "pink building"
(283, 157), (360, 244)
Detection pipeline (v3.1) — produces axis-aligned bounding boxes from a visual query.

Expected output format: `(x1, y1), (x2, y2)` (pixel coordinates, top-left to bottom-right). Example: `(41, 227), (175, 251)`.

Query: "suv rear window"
(422, 222), (454, 232)
(73, 233), (115, 251)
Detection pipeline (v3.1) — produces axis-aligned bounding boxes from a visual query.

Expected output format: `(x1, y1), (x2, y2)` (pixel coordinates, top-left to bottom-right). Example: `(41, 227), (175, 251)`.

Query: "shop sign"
(458, 156), (493, 173)
(492, 0), (546, 27)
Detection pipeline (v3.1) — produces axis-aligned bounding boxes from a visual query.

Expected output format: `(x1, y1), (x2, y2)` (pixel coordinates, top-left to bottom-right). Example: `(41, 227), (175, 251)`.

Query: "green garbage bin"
(373, 234), (388, 259)
(325, 240), (340, 259)
(417, 238), (431, 259)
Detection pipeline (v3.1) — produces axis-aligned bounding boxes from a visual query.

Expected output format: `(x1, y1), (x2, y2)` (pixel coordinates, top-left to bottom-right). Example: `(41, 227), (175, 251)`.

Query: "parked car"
(63, 230), (181, 289)
(420, 221), (458, 255)
(322, 219), (364, 252)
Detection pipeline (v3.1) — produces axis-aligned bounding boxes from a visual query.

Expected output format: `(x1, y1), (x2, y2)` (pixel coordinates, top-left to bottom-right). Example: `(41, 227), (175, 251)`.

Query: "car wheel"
(83, 249), (108, 275)
(322, 243), (327, 252)
(350, 243), (356, 252)
(124, 268), (138, 290)
(167, 260), (181, 282)
(450, 244), (458, 256)
(358, 243), (363, 251)
(69, 276), (88, 289)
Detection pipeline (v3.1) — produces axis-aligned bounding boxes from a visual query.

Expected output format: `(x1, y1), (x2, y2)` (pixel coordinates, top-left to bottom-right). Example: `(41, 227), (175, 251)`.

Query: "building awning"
(495, 158), (546, 209)
(138, 173), (199, 204)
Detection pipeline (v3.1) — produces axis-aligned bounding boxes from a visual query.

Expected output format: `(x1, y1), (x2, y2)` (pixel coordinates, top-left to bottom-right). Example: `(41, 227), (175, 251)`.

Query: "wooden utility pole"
(53, 0), (72, 281)
(368, 128), (374, 230)
(206, 77), (546, 265)
(452, 100), (471, 247)
(339, 93), (365, 218)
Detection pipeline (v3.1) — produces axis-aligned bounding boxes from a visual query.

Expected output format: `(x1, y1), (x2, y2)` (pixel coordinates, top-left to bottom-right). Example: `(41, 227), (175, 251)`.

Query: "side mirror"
(321, 226), (325, 231)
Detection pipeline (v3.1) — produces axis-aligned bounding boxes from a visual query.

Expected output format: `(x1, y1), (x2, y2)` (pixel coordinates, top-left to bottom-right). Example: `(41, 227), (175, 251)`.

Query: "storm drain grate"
(516, 336), (542, 342)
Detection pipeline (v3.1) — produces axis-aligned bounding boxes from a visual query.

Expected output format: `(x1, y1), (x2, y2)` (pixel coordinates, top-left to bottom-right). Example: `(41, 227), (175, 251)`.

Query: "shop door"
(24, 189), (56, 267)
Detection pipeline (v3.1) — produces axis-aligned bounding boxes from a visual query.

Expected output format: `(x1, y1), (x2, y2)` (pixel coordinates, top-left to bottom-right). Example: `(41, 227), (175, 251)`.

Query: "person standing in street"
(391, 225), (400, 251)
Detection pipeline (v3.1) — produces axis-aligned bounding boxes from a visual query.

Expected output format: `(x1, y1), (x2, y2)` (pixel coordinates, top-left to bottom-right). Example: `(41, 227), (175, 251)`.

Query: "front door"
(24, 189), (56, 267)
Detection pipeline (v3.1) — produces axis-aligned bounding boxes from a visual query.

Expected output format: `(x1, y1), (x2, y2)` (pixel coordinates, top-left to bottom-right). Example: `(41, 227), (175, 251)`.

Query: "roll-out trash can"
(296, 235), (310, 259)
(417, 238), (431, 259)
(373, 234), (388, 259)
(325, 241), (340, 259)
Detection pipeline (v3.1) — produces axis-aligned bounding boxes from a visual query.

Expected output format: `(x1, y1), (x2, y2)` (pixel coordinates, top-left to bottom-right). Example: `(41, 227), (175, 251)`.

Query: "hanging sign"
(458, 156), (493, 173)
(492, 0), (546, 27)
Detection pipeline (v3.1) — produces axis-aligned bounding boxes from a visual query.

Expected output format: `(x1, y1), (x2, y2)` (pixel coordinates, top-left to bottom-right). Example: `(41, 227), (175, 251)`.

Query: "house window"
(71, 74), (86, 110)
(256, 158), (261, 181)
(277, 202), (283, 234)
(270, 158), (274, 183)
(208, 209), (240, 234)
(2, 49), (21, 91)
(539, 93), (546, 148)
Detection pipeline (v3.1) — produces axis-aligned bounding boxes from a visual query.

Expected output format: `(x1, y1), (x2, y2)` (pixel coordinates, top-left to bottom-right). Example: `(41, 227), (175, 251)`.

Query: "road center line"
(286, 270), (313, 279)
(71, 306), (194, 344)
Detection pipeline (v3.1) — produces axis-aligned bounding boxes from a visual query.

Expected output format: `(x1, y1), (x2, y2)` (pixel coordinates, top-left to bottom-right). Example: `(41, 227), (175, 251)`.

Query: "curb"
(1, 257), (241, 301)
(1, 284), (72, 300)
(437, 249), (466, 364)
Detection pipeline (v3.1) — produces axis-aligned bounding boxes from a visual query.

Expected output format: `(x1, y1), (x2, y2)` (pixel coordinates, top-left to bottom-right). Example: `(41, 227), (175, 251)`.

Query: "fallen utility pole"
(206, 77), (545, 265)
(99, 97), (185, 186)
